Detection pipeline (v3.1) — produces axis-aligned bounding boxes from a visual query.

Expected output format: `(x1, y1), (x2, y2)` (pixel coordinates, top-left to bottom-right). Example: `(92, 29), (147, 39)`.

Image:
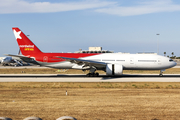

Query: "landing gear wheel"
(159, 73), (163, 77)
(86, 73), (93, 77)
(86, 73), (90, 77)
(86, 72), (99, 77)
(95, 72), (99, 77)
(159, 70), (165, 77)
(90, 73), (94, 77)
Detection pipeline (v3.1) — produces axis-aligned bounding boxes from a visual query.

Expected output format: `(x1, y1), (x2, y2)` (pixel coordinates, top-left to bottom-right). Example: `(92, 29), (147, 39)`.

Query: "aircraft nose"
(172, 61), (177, 67)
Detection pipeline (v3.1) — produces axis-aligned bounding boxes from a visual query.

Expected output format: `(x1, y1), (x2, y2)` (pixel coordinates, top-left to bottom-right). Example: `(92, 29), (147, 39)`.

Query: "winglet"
(12, 27), (42, 55)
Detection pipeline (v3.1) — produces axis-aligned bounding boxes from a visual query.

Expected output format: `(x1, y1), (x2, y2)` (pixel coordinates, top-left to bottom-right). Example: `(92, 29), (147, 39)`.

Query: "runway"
(0, 74), (180, 82)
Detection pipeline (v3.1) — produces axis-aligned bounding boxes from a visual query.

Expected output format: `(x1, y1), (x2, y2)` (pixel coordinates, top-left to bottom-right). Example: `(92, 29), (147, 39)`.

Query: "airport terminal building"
(75, 47), (113, 53)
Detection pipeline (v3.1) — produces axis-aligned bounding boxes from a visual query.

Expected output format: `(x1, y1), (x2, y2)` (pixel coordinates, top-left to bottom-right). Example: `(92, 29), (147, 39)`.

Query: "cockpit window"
(169, 59), (174, 62)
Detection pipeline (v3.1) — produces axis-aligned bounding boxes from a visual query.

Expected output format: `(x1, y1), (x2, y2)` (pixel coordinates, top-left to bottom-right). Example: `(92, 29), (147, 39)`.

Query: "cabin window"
(91, 59), (101, 61)
(138, 60), (157, 62)
(102, 59), (115, 61)
(116, 60), (125, 62)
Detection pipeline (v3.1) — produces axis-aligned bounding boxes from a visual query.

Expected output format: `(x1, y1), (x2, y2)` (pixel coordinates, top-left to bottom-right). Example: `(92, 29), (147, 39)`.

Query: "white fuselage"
(44, 53), (176, 70)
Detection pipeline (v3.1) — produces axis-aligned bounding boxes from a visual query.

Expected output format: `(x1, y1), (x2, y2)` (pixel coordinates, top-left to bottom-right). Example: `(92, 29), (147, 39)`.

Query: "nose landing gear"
(159, 69), (165, 76)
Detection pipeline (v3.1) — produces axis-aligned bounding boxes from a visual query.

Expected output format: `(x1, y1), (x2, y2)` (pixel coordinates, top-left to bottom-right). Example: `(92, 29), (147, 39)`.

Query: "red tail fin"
(12, 27), (42, 55)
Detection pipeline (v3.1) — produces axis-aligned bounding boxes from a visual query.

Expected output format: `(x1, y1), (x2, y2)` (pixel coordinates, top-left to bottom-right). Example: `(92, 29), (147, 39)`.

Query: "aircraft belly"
(124, 65), (166, 70)
(37, 61), (74, 69)
(123, 62), (162, 70)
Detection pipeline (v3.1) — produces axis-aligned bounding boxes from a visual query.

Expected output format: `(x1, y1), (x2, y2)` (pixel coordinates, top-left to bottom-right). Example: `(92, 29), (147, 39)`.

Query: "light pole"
(156, 34), (160, 55)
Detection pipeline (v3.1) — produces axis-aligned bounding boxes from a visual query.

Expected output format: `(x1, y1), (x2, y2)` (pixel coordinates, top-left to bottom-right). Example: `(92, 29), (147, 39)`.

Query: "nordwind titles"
(19, 45), (34, 48)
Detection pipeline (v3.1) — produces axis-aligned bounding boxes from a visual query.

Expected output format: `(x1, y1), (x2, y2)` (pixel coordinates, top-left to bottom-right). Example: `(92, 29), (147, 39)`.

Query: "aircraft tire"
(95, 72), (99, 77)
(86, 73), (99, 77)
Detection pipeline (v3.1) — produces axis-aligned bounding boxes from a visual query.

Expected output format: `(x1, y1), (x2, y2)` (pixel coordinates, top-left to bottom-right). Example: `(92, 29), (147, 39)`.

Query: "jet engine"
(106, 64), (123, 75)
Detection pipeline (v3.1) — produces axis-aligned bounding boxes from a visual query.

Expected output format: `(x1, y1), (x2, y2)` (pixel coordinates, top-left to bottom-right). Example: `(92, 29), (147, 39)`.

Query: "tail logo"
(13, 29), (22, 39)
(20, 45), (34, 51)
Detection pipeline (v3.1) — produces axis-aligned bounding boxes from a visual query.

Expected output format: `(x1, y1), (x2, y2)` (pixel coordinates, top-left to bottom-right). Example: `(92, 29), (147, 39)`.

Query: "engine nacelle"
(106, 64), (123, 75)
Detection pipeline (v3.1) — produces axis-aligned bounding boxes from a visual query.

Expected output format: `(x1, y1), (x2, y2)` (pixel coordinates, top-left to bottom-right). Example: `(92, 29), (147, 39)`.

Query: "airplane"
(0, 57), (13, 65)
(0, 56), (23, 66)
(6, 27), (177, 76)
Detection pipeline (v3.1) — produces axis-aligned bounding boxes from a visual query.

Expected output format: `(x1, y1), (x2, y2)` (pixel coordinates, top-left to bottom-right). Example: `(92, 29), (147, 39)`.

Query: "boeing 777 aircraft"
(6, 27), (176, 76)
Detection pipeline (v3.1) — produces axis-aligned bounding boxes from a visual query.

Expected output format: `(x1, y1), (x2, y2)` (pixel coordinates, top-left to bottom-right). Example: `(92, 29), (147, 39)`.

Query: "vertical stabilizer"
(12, 27), (42, 55)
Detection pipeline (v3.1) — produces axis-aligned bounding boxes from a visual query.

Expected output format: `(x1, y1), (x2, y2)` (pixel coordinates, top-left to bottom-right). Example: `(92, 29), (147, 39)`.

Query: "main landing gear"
(86, 72), (99, 77)
(159, 69), (165, 76)
(86, 66), (99, 77)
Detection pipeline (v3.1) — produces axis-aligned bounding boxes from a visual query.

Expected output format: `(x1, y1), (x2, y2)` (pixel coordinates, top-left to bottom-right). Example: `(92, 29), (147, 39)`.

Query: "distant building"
(137, 52), (157, 54)
(89, 47), (102, 51)
(75, 47), (113, 53)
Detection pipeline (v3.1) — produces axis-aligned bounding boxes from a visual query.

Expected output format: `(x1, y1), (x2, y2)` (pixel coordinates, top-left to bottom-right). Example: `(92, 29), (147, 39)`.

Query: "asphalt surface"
(0, 74), (180, 82)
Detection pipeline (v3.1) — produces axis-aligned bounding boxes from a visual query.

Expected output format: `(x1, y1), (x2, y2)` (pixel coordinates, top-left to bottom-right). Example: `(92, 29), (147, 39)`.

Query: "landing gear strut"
(159, 69), (165, 76)
(86, 67), (99, 77)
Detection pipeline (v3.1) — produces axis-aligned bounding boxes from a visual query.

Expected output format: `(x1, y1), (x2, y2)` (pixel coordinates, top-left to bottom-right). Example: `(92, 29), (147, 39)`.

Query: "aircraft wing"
(57, 56), (106, 68)
(5, 54), (39, 65)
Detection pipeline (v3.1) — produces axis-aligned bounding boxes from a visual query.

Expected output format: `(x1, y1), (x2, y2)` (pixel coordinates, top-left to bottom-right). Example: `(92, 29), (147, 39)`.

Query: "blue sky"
(0, 0), (180, 57)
